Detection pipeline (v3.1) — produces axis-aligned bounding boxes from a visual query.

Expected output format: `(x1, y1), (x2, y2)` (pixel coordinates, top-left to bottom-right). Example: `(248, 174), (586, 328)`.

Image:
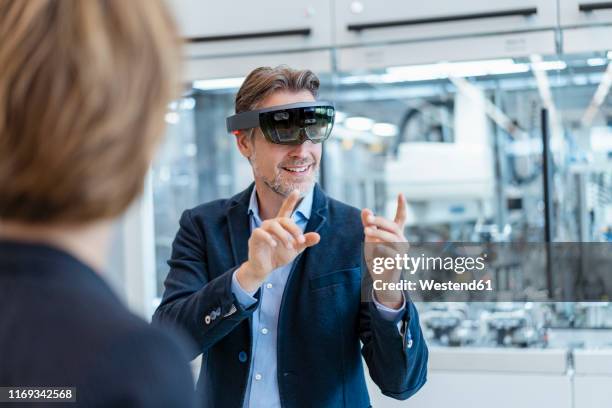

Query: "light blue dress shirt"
(231, 186), (405, 408)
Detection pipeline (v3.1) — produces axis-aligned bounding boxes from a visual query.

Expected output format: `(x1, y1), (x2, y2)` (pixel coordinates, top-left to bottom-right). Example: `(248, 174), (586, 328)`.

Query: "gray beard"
(262, 173), (316, 197)
(250, 150), (318, 198)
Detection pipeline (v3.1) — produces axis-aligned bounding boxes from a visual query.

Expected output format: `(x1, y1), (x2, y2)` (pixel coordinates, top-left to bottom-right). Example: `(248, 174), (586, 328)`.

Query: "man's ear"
(235, 130), (254, 159)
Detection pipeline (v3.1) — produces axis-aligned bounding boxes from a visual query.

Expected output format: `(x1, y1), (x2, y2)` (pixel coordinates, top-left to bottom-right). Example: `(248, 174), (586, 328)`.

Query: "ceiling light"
(587, 58), (608, 67)
(344, 116), (374, 132)
(530, 60), (567, 71)
(573, 76), (588, 86)
(165, 112), (179, 124)
(179, 97), (196, 110)
(372, 122), (399, 137)
(386, 59), (529, 82)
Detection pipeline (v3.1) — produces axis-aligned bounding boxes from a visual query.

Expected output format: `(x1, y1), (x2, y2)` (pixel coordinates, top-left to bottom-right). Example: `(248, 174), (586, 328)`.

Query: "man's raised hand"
(361, 194), (408, 308)
(237, 190), (320, 292)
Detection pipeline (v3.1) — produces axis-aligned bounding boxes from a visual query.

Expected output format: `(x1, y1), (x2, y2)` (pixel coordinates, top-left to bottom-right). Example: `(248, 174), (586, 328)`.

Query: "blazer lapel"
(304, 183), (328, 235)
(226, 184), (254, 266)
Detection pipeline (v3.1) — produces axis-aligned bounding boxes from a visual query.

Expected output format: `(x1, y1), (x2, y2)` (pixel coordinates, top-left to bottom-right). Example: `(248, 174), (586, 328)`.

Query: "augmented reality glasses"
(226, 101), (335, 145)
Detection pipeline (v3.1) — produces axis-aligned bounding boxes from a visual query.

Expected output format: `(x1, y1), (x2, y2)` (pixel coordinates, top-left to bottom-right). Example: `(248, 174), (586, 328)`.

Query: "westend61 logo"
(371, 253), (487, 275)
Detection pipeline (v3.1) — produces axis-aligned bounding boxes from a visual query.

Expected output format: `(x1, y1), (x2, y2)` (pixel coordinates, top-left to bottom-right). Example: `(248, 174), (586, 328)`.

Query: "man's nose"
(288, 140), (314, 157)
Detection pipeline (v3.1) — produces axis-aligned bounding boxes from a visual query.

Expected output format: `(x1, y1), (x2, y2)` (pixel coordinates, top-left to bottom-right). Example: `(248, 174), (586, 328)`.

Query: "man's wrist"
(231, 270), (258, 307)
(236, 261), (265, 292)
(373, 290), (404, 309)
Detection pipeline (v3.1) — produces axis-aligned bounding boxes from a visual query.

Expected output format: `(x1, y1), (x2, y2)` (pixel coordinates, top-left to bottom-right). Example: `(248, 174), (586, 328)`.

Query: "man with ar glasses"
(154, 66), (428, 408)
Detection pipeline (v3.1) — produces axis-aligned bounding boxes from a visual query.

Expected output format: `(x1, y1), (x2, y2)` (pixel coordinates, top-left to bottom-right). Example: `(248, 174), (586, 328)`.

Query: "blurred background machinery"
(105, 1), (612, 407)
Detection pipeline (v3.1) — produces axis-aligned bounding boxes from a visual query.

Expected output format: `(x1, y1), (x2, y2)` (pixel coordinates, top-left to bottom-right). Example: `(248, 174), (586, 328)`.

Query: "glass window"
(153, 75), (333, 298)
(153, 54), (612, 335)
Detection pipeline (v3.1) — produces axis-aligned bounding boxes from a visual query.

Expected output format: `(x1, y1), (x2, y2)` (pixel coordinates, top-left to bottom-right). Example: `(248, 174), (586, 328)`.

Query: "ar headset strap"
(226, 101), (334, 134)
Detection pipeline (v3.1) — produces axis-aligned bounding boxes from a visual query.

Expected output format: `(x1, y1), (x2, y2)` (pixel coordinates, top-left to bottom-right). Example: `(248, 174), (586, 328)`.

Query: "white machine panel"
(402, 372), (571, 408)
(562, 25), (612, 54)
(183, 50), (333, 82)
(366, 347), (571, 408)
(574, 349), (612, 375)
(337, 31), (557, 71)
(334, 0), (557, 47)
(429, 347), (568, 374)
(385, 89), (495, 208)
(167, 0), (333, 56)
(559, 0), (612, 27)
(574, 376), (612, 408)
(367, 371), (572, 408)
(337, 31), (556, 72)
(385, 143), (494, 202)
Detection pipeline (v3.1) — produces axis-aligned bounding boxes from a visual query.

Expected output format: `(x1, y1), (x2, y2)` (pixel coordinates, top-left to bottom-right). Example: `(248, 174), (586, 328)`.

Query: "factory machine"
(104, 2), (612, 407)
(330, 56), (612, 408)
(140, 55), (612, 407)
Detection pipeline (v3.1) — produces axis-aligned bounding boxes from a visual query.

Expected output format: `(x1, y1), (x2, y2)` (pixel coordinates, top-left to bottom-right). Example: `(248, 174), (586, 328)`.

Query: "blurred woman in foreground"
(0, 1), (195, 406)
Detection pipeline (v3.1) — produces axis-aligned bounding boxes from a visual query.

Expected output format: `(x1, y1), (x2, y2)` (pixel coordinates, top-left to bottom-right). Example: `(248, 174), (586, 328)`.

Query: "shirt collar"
(248, 185), (314, 223)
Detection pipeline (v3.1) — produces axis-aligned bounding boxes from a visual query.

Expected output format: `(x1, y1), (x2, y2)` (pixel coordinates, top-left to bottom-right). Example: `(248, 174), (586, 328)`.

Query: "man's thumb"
(303, 232), (320, 248)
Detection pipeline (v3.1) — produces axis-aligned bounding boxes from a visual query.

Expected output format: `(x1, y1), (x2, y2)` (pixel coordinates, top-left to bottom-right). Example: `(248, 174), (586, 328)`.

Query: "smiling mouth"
(281, 164), (313, 175)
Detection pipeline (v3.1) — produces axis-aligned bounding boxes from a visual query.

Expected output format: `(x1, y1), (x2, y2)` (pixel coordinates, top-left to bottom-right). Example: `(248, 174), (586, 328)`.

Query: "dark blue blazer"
(0, 240), (196, 408)
(153, 183), (428, 408)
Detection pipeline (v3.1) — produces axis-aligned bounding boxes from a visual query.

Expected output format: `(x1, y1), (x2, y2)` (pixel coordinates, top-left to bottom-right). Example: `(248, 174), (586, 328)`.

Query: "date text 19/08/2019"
(373, 279), (493, 292)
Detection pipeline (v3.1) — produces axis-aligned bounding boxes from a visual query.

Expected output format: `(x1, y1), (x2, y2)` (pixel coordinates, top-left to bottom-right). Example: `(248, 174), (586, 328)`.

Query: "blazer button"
(204, 315), (211, 325)
(238, 351), (247, 363)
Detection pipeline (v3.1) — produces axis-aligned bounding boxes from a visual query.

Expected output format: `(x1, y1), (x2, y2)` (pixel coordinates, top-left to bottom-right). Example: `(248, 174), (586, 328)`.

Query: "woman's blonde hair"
(0, 0), (181, 224)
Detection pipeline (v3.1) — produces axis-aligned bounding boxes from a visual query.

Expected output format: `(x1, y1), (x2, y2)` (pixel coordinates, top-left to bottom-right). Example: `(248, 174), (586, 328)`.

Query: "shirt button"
(261, 327), (268, 335)
(266, 283), (273, 289)
(238, 351), (247, 363)
(255, 373), (262, 381)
